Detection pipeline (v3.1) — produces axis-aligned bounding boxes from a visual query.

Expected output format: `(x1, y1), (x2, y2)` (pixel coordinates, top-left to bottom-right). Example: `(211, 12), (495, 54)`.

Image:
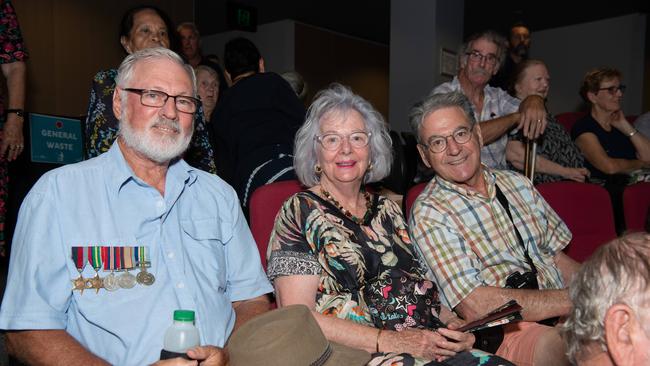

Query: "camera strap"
(494, 184), (538, 276)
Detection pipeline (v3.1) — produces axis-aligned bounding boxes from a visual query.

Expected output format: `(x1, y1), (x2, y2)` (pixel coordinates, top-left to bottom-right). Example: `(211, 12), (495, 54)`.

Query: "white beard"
(119, 107), (193, 164)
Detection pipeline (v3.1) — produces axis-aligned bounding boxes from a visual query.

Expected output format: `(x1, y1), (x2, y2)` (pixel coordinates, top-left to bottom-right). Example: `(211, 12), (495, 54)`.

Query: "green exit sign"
(227, 2), (257, 32)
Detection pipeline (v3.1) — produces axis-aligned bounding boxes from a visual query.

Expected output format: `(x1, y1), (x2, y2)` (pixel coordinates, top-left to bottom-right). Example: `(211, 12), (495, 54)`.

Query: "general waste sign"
(29, 113), (83, 164)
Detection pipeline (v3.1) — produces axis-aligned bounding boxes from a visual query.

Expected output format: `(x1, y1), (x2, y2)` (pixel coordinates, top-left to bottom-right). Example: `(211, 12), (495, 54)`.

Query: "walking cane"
(524, 138), (537, 181)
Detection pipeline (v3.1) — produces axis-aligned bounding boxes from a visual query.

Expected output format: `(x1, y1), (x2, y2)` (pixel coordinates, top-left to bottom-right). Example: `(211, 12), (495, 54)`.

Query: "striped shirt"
(433, 77), (520, 170)
(408, 167), (571, 309)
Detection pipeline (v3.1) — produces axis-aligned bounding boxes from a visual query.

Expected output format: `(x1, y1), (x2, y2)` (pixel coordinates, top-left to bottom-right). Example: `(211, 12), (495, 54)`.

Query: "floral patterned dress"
(510, 115), (585, 184)
(84, 69), (217, 174)
(0, 0), (28, 254)
(267, 191), (513, 366)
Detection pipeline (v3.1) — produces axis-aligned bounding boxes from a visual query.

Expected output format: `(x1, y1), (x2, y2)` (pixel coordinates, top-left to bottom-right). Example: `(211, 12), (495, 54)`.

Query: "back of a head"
(281, 71), (307, 101)
(224, 37), (261, 79)
(563, 232), (650, 364)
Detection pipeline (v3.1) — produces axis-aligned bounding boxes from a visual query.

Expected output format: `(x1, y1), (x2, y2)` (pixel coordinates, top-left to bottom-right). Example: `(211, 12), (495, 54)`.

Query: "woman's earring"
(314, 164), (322, 175)
(367, 162), (373, 172)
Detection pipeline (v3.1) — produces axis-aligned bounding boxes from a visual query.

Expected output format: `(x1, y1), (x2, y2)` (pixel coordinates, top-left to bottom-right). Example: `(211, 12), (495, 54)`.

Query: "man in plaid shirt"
(408, 91), (580, 366)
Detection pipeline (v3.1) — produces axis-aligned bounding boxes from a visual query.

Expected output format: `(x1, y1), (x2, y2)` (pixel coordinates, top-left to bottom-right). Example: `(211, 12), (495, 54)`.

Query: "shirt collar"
(106, 141), (198, 195)
(434, 165), (496, 200)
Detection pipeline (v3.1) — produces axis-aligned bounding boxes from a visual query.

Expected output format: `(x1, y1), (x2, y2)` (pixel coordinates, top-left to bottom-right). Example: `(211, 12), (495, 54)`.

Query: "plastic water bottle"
(160, 310), (200, 360)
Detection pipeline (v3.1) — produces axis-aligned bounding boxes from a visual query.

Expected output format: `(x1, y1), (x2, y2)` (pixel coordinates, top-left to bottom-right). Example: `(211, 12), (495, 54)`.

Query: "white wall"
(201, 20), (295, 73)
(533, 14), (646, 115)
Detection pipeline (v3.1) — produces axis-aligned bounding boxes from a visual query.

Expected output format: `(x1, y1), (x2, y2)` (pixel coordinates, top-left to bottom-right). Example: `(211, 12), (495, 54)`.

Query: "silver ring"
(537, 119), (541, 123)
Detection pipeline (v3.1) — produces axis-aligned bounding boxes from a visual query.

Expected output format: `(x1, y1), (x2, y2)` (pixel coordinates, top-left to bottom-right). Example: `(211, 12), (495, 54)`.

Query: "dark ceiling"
(197, 0), (649, 45)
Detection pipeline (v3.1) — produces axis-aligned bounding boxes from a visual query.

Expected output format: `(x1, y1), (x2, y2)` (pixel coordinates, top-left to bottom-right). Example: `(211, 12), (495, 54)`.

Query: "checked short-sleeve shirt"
(408, 167), (571, 309)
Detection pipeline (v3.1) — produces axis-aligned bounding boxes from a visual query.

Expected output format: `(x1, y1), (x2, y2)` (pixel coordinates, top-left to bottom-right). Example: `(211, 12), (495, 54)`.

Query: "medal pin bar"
(71, 247), (88, 294)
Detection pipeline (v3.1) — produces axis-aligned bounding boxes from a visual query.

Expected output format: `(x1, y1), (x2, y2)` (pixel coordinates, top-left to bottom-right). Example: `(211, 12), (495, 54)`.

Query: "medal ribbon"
(115, 246), (122, 271)
(101, 247), (114, 271)
(87, 246), (102, 272)
(133, 246), (140, 266)
(123, 246), (134, 270)
(71, 246), (87, 272)
(136, 246), (150, 267)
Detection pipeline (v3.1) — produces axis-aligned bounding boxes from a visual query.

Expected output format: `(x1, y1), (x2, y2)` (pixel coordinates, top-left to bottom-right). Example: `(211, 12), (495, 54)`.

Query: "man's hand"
(518, 94), (547, 139)
(187, 346), (228, 365)
(151, 346), (228, 366)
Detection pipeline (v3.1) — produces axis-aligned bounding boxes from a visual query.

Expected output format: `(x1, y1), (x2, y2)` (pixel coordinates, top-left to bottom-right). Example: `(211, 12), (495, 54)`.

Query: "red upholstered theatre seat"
(623, 182), (650, 232)
(536, 182), (617, 262)
(555, 111), (586, 133)
(403, 182), (427, 221)
(249, 180), (303, 269)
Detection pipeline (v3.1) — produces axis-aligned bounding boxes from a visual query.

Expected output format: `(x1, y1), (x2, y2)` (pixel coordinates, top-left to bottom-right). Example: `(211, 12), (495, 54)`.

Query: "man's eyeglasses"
(122, 88), (201, 114)
(420, 125), (474, 153)
(597, 84), (626, 95)
(316, 131), (371, 151)
(465, 51), (498, 66)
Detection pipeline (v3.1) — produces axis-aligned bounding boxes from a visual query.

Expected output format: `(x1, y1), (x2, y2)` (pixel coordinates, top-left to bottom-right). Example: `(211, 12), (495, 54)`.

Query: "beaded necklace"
(320, 188), (372, 225)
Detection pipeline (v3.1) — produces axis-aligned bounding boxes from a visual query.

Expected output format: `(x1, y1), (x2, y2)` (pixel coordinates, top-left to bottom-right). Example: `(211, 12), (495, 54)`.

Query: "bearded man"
(0, 47), (272, 366)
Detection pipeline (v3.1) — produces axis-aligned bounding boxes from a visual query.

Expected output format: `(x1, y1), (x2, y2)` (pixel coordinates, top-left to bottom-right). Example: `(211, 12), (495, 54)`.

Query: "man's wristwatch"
(5, 109), (24, 118)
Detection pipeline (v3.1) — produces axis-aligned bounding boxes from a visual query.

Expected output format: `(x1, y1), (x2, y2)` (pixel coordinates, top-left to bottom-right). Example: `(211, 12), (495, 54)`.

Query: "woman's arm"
(610, 111), (650, 162)
(274, 275), (473, 361)
(575, 133), (648, 174)
(506, 141), (589, 181)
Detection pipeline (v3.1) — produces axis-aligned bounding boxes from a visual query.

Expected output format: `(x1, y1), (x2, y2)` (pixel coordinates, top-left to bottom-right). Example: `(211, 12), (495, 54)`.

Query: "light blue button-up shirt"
(433, 76), (521, 170)
(0, 142), (273, 365)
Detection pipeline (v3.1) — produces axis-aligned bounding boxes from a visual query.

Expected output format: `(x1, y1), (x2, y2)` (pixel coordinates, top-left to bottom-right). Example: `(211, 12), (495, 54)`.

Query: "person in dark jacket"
(210, 37), (305, 217)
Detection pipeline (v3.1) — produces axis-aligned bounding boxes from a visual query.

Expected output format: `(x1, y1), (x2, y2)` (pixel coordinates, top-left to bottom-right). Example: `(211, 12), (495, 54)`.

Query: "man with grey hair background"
(563, 232), (650, 366)
(0, 47), (272, 365)
(432, 30), (546, 171)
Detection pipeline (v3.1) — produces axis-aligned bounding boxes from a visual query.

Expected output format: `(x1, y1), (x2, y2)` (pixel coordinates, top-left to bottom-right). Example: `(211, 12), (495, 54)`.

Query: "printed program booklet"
(457, 300), (523, 333)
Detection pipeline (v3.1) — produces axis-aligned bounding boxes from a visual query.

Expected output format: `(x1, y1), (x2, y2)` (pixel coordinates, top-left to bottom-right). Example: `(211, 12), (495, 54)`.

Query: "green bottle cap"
(173, 310), (195, 322)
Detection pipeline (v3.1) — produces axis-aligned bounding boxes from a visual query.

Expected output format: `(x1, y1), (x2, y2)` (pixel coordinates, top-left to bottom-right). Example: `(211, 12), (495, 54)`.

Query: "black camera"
(504, 271), (539, 290)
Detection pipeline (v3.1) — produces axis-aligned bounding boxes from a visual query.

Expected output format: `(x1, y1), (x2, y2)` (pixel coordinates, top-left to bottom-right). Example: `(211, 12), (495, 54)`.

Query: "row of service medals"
(71, 246), (155, 294)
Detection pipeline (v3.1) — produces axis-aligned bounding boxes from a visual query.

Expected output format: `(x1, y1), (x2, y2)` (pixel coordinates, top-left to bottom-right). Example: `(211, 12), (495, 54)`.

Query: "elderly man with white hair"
(0, 47), (272, 366)
(563, 232), (650, 366)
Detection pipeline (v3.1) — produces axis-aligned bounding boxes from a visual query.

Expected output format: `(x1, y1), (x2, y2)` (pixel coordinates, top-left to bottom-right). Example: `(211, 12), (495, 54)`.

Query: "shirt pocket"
(180, 218), (229, 292)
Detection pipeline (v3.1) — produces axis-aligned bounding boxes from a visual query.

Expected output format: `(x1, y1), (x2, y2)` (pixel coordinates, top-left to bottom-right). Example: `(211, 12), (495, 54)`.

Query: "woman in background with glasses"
(572, 67), (650, 232)
(84, 5), (216, 173)
(266, 83), (512, 366)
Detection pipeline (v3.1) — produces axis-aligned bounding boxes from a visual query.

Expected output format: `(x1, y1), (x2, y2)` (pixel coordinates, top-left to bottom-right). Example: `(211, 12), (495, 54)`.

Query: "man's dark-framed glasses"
(597, 84), (626, 95)
(421, 125), (474, 153)
(122, 88), (201, 114)
(465, 51), (498, 66)
(316, 131), (371, 151)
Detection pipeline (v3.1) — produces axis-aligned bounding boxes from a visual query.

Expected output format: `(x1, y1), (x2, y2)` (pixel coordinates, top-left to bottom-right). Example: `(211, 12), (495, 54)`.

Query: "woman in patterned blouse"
(266, 84), (512, 366)
(505, 59), (589, 184)
(83, 5), (216, 173)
